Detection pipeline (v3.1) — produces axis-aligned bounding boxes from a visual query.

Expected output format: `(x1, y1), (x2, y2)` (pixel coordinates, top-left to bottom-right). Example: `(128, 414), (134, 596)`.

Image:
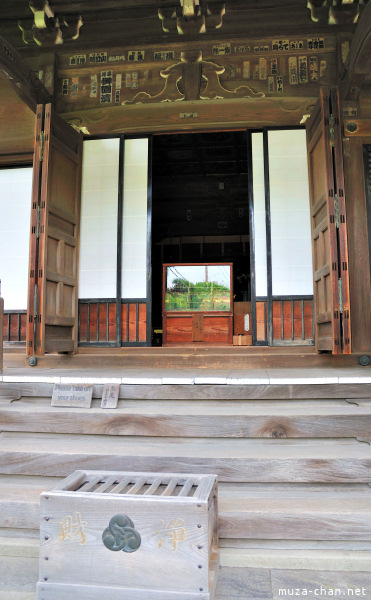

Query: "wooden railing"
(256, 296), (314, 345)
(2, 310), (27, 344)
(1, 300), (313, 348)
(78, 299), (148, 347)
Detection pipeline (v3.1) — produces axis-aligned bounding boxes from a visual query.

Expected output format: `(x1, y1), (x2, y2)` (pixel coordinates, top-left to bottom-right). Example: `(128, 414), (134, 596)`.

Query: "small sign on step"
(51, 384), (93, 408)
(101, 383), (119, 409)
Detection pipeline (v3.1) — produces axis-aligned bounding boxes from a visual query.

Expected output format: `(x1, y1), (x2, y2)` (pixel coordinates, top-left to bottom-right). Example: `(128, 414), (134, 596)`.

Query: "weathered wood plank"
(271, 569), (371, 600)
(2, 476), (371, 542)
(0, 555), (38, 592)
(37, 582), (213, 600)
(219, 506), (371, 540)
(0, 433), (370, 482)
(1, 399), (371, 438)
(38, 493), (215, 594)
(1, 382), (371, 400)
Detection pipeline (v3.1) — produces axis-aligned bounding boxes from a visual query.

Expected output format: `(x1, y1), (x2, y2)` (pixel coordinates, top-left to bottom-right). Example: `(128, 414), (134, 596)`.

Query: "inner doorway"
(151, 130), (251, 346)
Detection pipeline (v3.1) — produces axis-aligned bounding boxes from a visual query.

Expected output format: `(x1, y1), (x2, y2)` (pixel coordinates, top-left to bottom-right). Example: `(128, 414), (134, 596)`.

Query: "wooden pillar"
(343, 134), (371, 353)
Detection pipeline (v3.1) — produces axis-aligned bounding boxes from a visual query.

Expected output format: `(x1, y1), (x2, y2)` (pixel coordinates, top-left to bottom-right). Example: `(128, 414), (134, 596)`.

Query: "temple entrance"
(151, 131), (251, 346)
(1, 103), (352, 354)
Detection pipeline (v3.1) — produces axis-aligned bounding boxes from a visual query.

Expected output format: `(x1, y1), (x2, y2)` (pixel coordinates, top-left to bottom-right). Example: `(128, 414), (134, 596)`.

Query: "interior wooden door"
(306, 87), (351, 354)
(27, 103), (82, 356)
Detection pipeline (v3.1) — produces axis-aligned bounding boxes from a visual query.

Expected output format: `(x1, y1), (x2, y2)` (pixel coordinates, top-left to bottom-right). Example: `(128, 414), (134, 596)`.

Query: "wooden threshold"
(2, 346), (366, 370)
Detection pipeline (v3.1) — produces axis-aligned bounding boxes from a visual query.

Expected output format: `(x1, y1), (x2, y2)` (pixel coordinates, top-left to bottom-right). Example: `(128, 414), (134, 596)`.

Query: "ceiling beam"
(0, 34), (52, 112)
(339, 0), (371, 100)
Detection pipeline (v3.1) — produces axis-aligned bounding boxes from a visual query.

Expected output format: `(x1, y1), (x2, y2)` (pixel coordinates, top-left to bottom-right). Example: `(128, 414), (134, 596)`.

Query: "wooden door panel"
(330, 88), (351, 353)
(306, 87), (351, 354)
(27, 103), (82, 356)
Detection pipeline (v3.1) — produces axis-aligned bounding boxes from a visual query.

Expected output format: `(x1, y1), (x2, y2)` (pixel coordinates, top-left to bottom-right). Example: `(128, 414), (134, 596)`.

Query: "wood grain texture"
(0, 555), (38, 592)
(306, 88), (341, 354)
(1, 381), (371, 400)
(1, 399), (371, 438)
(1, 433), (371, 482)
(343, 136), (371, 353)
(219, 502), (371, 540)
(37, 582), (214, 600)
(38, 492), (214, 593)
(2, 477), (371, 542)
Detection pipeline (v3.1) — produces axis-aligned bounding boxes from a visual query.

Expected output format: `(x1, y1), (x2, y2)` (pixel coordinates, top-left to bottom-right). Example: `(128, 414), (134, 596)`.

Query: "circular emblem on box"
(102, 514), (141, 553)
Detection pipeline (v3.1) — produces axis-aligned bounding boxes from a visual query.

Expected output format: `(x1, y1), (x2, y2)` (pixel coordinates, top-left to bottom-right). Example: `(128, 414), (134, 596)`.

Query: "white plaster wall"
(0, 167), (32, 309)
(121, 138), (148, 299)
(79, 138), (119, 298)
(268, 129), (313, 296)
(252, 132), (268, 297)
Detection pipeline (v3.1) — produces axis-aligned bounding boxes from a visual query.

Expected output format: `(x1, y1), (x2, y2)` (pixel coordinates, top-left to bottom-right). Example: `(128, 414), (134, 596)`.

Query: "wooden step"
(1, 398), (371, 438)
(219, 482), (371, 540)
(1, 380), (371, 400)
(0, 433), (370, 482)
(2, 475), (371, 542)
(2, 554), (371, 600)
(3, 347), (365, 371)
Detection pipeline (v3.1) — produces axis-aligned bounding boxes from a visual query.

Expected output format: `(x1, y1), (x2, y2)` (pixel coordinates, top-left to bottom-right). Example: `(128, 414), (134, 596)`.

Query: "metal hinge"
(36, 205), (40, 238)
(334, 193), (339, 228)
(40, 131), (44, 162)
(338, 278), (343, 314)
(33, 284), (38, 320)
(329, 114), (335, 143)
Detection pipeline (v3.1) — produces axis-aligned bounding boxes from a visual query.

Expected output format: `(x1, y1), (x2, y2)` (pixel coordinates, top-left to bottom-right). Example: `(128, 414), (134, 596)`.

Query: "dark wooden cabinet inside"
(162, 263), (233, 346)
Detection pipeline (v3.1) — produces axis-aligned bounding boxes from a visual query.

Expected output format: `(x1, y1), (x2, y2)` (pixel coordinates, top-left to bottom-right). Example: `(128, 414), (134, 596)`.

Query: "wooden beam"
(0, 34), (52, 112)
(339, 1), (371, 100)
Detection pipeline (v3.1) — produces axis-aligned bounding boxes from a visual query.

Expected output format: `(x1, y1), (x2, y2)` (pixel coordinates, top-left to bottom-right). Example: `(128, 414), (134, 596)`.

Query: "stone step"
(1, 397), (371, 438)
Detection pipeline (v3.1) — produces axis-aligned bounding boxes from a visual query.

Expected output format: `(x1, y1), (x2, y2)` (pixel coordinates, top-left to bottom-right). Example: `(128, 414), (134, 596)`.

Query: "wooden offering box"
(38, 470), (219, 600)
(163, 263), (233, 346)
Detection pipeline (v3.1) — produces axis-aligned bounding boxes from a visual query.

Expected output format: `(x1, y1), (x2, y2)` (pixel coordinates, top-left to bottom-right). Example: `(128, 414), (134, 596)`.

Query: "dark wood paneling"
(28, 103), (82, 356)
(79, 303), (88, 342)
(203, 315), (232, 345)
(164, 316), (194, 345)
(2, 312), (27, 343)
(89, 304), (98, 342)
(120, 301), (147, 345)
(256, 301), (267, 342)
(163, 314), (233, 346)
(138, 303), (147, 342)
(192, 313), (204, 342)
(121, 303), (128, 342)
(306, 88), (341, 354)
(344, 136), (371, 352)
(128, 303), (137, 342)
(271, 300), (313, 343)
(79, 301), (117, 345)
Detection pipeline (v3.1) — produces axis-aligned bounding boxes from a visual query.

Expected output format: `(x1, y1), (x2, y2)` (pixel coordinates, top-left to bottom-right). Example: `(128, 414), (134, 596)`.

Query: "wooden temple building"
(0, 0), (371, 597)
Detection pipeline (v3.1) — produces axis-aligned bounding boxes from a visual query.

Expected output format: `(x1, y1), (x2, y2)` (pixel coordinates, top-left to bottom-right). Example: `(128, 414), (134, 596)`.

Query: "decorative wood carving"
(339, 1), (371, 99)
(18, 1), (82, 46)
(158, 1), (225, 35)
(123, 51), (264, 104)
(0, 34), (52, 112)
(307, 0), (366, 25)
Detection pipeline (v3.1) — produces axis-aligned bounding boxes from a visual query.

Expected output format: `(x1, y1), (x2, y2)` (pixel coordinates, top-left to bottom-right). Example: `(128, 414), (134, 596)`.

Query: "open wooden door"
(306, 87), (351, 354)
(27, 103), (82, 358)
